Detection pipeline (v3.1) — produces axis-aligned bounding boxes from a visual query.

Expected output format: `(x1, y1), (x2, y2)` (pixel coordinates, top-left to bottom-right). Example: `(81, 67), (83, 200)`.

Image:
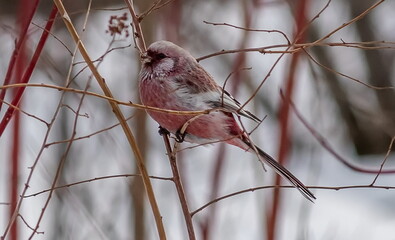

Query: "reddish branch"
(0, 4), (57, 137)
(162, 134), (196, 240)
(285, 91), (395, 175)
(267, 1), (309, 240)
(0, 5), (58, 240)
(0, 0), (39, 112)
(200, 2), (256, 239)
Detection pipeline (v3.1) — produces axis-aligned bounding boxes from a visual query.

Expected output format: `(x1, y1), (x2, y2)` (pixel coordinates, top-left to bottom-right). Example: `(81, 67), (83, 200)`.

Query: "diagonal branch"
(52, 0), (166, 239)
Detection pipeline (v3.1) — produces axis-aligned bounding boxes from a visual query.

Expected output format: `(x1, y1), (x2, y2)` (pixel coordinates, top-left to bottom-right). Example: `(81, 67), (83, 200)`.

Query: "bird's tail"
(242, 138), (316, 202)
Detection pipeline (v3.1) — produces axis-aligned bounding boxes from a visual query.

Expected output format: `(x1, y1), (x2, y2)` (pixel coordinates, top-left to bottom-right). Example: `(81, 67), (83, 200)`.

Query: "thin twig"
(0, 99), (49, 126)
(196, 40), (395, 62)
(0, 83), (210, 115)
(18, 214), (44, 235)
(0, 4), (56, 138)
(29, 3), (96, 237)
(304, 49), (393, 90)
(31, 22), (73, 55)
(311, 0), (385, 45)
(138, 0), (175, 21)
(240, 49), (289, 110)
(191, 184), (395, 217)
(1, 6), (58, 240)
(295, 0), (332, 43)
(203, 20), (291, 45)
(24, 174), (173, 198)
(0, 0), (39, 112)
(44, 114), (134, 147)
(370, 136), (395, 185)
(124, 0), (146, 52)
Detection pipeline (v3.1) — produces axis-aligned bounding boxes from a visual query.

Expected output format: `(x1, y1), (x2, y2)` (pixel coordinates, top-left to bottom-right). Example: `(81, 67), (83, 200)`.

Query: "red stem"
(267, 1), (309, 240)
(10, 109), (20, 240)
(200, 2), (254, 239)
(0, 0), (39, 112)
(0, 4), (57, 138)
(8, 0), (34, 239)
(1, 5), (57, 240)
(10, 57), (24, 240)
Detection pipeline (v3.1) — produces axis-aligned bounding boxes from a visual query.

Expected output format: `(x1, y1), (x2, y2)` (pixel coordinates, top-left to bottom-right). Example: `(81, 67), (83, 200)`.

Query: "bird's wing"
(206, 89), (261, 123)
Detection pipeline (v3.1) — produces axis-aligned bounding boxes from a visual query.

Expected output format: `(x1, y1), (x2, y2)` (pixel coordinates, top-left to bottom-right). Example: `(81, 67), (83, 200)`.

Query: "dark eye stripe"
(157, 53), (167, 59)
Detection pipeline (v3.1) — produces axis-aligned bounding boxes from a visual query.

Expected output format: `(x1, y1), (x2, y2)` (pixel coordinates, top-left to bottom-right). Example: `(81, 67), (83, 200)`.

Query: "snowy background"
(1, 0), (395, 239)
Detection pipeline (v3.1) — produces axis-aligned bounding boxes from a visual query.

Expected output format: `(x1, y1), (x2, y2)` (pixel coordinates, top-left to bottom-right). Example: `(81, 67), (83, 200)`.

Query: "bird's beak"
(140, 52), (152, 64)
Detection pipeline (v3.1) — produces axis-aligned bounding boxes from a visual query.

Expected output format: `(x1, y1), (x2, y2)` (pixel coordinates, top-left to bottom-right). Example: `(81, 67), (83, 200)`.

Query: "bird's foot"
(175, 129), (187, 143)
(158, 126), (170, 136)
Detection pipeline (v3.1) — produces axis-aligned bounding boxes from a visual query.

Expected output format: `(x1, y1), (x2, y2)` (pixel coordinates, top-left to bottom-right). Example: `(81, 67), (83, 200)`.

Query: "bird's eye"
(157, 53), (167, 59)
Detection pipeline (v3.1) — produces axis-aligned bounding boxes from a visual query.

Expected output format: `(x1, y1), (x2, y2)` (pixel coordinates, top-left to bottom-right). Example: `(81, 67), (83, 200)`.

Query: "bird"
(139, 40), (315, 201)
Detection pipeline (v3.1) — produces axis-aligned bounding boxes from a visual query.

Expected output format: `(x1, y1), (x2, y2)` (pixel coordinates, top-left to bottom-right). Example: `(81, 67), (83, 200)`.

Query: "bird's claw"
(175, 129), (186, 143)
(158, 126), (170, 136)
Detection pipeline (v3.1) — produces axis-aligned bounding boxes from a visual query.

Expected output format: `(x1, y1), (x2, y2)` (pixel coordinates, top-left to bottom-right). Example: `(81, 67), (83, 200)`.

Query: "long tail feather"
(243, 139), (316, 202)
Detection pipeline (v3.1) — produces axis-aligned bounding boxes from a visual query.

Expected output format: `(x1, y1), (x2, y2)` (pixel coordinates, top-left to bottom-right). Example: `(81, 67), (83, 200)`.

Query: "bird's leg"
(158, 126), (170, 136)
(175, 129), (187, 143)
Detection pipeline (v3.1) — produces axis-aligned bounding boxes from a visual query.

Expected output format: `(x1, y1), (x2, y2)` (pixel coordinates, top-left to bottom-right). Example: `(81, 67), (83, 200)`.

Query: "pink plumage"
(139, 40), (315, 201)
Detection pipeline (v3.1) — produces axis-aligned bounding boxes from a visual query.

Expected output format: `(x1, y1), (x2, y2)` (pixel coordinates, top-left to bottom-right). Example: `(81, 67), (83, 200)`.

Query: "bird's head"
(140, 40), (196, 80)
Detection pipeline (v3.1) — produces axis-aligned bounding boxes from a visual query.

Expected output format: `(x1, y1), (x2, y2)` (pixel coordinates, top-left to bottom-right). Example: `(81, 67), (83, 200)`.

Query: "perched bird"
(139, 40), (315, 201)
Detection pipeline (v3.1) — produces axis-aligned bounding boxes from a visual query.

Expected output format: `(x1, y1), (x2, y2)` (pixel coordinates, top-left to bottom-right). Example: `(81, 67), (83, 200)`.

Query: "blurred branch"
(304, 49), (391, 90)
(1, 5), (57, 240)
(201, 3), (256, 239)
(311, 0), (385, 45)
(349, 0), (395, 152)
(4, 38), (80, 240)
(29, 2), (97, 237)
(283, 90), (395, 174)
(0, 3), (56, 138)
(0, 0), (39, 112)
(268, 1), (309, 239)
(52, 0), (166, 239)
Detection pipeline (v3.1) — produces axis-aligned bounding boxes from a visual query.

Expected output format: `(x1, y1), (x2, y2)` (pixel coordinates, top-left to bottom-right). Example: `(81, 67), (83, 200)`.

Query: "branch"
(124, 0), (146, 53)
(304, 49), (391, 90)
(162, 133), (196, 240)
(0, 3), (56, 137)
(0, 5), (57, 239)
(52, 0), (166, 239)
(0, 0), (39, 112)
(23, 174), (173, 198)
(0, 83), (210, 116)
(282, 90), (395, 174)
(311, 0), (385, 45)
(191, 184), (395, 217)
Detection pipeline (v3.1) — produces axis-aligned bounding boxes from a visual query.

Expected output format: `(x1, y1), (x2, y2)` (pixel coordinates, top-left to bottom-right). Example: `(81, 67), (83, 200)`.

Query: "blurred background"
(1, 0), (395, 239)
